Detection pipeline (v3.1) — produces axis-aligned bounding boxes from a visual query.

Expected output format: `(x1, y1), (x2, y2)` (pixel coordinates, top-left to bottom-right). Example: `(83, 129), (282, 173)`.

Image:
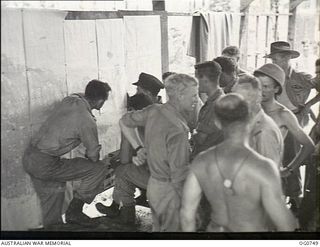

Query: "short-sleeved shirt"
(193, 89), (225, 155)
(278, 67), (315, 112)
(32, 93), (101, 160)
(249, 109), (284, 167)
(121, 103), (190, 186)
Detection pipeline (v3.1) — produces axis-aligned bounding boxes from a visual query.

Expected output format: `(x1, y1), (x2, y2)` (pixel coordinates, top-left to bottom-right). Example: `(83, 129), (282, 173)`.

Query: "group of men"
(23, 41), (319, 232)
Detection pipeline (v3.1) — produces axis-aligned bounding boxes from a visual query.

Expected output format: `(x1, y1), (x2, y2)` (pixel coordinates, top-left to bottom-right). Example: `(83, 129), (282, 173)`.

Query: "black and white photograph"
(1, 0), (319, 241)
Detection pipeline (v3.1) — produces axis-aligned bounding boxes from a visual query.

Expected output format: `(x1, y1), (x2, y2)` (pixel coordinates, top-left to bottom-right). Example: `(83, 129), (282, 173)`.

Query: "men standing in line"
(119, 73), (199, 231)
(265, 41), (317, 212)
(181, 94), (296, 232)
(232, 75), (284, 166)
(23, 80), (111, 228)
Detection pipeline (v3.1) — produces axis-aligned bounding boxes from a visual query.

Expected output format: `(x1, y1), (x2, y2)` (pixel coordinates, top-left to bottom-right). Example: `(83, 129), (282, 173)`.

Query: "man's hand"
(280, 167), (292, 178)
(132, 147), (147, 166)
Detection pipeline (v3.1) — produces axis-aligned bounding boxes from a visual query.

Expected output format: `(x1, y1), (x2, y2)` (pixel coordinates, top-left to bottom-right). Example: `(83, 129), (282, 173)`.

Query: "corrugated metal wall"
(1, 8), (162, 230)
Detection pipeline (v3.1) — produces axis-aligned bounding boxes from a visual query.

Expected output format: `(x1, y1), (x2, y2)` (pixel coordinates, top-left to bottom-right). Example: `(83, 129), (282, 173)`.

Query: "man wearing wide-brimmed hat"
(264, 41), (317, 215)
(254, 64), (315, 213)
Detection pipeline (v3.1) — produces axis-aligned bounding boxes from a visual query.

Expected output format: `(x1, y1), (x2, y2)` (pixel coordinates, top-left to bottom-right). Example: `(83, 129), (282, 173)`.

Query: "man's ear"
(214, 118), (222, 130)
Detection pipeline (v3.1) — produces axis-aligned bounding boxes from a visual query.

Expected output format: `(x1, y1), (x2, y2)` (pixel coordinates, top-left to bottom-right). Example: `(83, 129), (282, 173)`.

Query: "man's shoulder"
(248, 150), (279, 176)
(290, 68), (313, 82)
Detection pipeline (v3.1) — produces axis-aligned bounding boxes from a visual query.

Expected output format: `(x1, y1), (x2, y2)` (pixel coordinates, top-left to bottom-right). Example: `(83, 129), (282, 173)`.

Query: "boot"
(100, 204), (136, 226)
(65, 198), (99, 227)
(95, 200), (120, 218)
(135, 189), (149, 208)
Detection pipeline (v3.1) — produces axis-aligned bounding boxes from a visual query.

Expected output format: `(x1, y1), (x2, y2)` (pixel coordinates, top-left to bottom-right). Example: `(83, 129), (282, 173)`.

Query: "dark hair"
(316, 58), (320, 66)
(162, 72), (177, 81)
(214, 93), (249, 126)
(222, 46), (240, 57)
(85, 79), (111, 101)
(128, 93), (153, 110)
(194, 61), (222, 81)
(213, 56), (237, 74)
(236, 74), (261, 91)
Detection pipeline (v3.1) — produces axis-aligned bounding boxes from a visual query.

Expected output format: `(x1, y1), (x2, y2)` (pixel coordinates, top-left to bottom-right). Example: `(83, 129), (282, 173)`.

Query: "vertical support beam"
(239, 6), (250, 69)
(288, 0), (306, 47)
(153, 0), (169, 74)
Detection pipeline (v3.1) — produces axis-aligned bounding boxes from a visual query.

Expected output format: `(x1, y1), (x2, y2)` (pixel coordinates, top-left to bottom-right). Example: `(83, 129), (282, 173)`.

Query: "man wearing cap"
(254, 64), (315, 205)
(264, 41), (317, 211)
(119, 73), (199, 231)
(132, 72), (164, 104)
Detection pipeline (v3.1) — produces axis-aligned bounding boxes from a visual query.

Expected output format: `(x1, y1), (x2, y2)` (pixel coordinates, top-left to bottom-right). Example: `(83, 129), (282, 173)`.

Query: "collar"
(286, 66), (293, 79)
(206, 88), (224, 103)
(71, 93), (95, 119)
(164, 102), (189, 131)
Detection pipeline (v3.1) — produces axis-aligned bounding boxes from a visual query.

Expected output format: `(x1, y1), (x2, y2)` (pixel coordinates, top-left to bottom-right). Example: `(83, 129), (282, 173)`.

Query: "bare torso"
(196, 146), (274, 232)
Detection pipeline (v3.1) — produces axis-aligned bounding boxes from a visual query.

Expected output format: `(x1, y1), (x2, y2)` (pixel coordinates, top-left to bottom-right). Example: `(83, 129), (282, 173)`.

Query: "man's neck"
(250, 104), (262, 117)
(261, 98), (277, 111)
(207, 84), (220, 98)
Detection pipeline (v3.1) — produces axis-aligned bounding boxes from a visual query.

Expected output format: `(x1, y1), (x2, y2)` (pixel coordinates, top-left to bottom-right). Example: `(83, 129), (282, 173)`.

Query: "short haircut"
(162, 71), (177, 81)
(213, 56), (237, 74)
(214, 93), (249, 126)
(194, 61), (222, 81)
(85, 79), (111, 101)
(236, 74), (261, 91)
(165, 73), (198, 100)
(316, 58), (320, 66)
(222, 46), (240, 57)
(128, 93), (153, 111)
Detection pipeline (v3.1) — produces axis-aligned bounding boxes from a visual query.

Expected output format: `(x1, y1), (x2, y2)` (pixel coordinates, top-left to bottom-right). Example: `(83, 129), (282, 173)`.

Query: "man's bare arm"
(180, 170), (202, 232)
(281, 110), (315, 176)
(261, 160), (297, 231)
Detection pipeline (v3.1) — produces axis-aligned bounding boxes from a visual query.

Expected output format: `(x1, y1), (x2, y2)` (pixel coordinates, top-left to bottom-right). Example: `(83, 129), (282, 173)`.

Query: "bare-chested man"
(254, 64), (315, 179)
(180, 94), (296, 232)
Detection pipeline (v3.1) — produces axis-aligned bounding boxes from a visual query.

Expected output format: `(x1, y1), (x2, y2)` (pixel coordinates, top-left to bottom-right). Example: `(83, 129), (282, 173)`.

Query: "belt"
(151, 175), (172, 183)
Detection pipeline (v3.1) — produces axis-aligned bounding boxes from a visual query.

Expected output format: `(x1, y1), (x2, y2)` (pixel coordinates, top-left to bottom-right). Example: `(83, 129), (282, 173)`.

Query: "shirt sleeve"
(79, 115), (101, 162)
(121, 104), (154, 128)
(167, 129), (190, 190)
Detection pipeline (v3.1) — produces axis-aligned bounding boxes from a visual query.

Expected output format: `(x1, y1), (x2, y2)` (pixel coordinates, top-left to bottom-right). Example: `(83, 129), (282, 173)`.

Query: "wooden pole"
(152, 0), (169, 74)
(288, 0), (306, 47)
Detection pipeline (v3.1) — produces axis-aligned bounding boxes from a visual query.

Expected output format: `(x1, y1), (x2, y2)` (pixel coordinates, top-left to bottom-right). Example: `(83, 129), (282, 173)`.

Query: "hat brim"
(132, 81), (140, 86)
(263, 50), (300, 59)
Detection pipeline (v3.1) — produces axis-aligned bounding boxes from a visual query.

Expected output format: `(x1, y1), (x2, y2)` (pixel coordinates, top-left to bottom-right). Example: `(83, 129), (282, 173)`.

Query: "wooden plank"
(123, 15), (163, 98)
(168, 15), (195, 74)
(95, 19), (127, 157)
(22, 9), (68, 128)
(64, 20), (99, 158)
(1, 8), (42, 230)
(64, 20), (99, 94)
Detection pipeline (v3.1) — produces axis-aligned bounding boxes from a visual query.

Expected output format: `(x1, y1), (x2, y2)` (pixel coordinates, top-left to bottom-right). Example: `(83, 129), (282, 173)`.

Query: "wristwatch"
(133, 145), (143, 156)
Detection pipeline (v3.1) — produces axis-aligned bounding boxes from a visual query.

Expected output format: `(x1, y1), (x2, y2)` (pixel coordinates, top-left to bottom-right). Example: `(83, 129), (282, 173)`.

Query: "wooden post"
(153, 0), (169, 74)
(288, 0), (306, 47)
(239, 5), (250, 69)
